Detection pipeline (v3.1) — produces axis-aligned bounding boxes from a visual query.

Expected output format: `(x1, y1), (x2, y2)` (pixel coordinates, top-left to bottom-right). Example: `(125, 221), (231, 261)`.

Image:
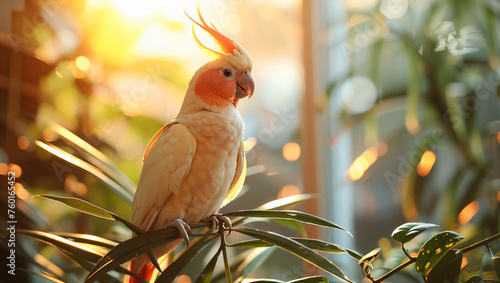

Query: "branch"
(368, 233), (500, 282)
(372, 258), (416, 283)
(460, 233), (500, 254)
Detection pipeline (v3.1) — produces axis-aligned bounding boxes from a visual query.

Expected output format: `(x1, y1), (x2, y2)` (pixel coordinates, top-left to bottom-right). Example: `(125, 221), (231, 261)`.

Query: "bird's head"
(185, 6), (254, 109)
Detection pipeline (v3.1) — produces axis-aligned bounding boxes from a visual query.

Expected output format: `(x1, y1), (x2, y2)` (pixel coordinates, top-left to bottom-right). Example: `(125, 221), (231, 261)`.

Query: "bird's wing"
(221, 139), (246, 207)
(142, 121), (178, 162)
(131, 123), (197, 231)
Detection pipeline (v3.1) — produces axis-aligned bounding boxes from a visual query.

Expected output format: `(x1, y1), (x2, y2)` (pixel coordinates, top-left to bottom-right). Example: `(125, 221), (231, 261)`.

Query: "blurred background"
(0, 0), (499, 282)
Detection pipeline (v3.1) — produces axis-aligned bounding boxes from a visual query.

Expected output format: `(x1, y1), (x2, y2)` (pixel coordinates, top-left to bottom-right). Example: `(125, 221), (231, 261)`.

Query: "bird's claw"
(203, 213), (232, 234)
(166, 219), (191, 246)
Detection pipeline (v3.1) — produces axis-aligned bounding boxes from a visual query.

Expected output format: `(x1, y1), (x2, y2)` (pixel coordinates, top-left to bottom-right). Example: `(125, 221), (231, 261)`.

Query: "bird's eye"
(221, 68), (232, 78)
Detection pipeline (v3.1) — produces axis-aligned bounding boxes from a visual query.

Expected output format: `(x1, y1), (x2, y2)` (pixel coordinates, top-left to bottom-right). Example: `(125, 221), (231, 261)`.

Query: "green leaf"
(49, 123), (136, 194)
(35, 140), (134, 203)
(466, 275), (485, 283)
(287, 276), (328, 283)
(272, 219), (306, 236)
(54, 232), (118, 249)
(229, 238), (362, 261)
(235, 248), (274, 279)
(358, 248), (381, 275)
(195, 250), (220, 283)
(391, 222), (439, 244)
(36, 194), (116, 220)
(494, 257), (500, 280)
(12, 229), (104, 263)
(225, 210), (351, 236)
(415, 231), (465, 277)
(426, 250), (462, 283)
(156, 236), (216, 282)
(35, 194), (144, 235)
(18, 268), (66, 283)
(245, 280), (284, 283)
(257, 194), (315, 210)
(233, 228), (353, 283)
(85, 227), (183, 283)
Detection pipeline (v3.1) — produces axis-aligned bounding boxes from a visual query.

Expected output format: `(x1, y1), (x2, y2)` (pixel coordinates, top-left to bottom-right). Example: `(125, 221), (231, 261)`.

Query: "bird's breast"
(177, 108), (244, 222)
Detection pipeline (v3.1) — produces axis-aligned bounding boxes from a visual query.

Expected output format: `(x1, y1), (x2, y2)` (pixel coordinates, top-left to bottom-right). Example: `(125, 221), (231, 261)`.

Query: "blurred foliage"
(329, 0), (500, 282)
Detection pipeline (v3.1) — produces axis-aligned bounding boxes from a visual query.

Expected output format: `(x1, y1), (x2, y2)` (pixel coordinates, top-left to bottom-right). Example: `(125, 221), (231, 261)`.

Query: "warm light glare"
(347, 146), (379, 181)
(42, 128), (57, 142)
(75, 56), (91, 71)
(497, 132), (500, 144)
(35, 254), (64, 277)
(17, 136), (29, 150)
(64, 175), (88, 196)
(497, 190), (500, 203)
(69, 61), (86, 79)
(458, 201), (480, 224)
(177, 275), (192, 283)
(9, 164), (22, 178)
(283, 142), (301, 161)
(244, 137), (257, 152)
(376, 141), (388, 156)
(0, 163), (8, 175)
(278, 185), (300, 199)
(417, 151), (436, 176)
(15, 183), (30, 200)
(461, 257), (468, 269)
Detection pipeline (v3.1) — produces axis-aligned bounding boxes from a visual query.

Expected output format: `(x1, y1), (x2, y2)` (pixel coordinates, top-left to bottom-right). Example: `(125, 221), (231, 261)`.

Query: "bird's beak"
(235, 71), (254, 99)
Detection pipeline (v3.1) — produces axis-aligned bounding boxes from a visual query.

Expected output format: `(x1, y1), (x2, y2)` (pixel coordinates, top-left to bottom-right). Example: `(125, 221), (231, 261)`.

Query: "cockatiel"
(125, 7), (253, 283)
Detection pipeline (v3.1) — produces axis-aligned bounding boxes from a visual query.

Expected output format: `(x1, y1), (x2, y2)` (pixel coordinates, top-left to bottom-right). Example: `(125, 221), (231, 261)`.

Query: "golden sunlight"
(458, 201), (480, 224)
(416, 150), (436, 176)
(347, 146), (378, 181)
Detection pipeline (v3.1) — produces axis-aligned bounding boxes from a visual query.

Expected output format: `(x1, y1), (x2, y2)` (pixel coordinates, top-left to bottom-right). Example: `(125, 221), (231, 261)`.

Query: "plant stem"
(369, 233), (500, 282)
(401, 243), (415, 260)
(220, 223), (232, 283)
(460, 233), (500, 254)
(370, 258), (416, 283)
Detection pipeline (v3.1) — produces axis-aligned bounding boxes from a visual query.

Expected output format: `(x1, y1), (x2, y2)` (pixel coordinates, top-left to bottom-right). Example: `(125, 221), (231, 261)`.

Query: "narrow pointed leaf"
(36, 194), (116, 220)
(233, 228), (353, 283)
(35, 140), (133, 203)
(225, 210), (351, 236)
(415, 231), (465, 276)
(391, 222), (439, 244)
(257, 194), (315, 210)
(235, 248), (274, 279)
(195, 250), (220, 283)
(287, 276), (328, 283)
(85, 227), (182, 283)
(157, 236), (216, 282)
(54, 232), (119, 249)
(466, 275), (485, 283)
(18, 268), (66, 283)
(35, 195), (144, 235)
(229, 238), (362, 261)
(11, 229), (104, 268)
(50, 123), (136, 193)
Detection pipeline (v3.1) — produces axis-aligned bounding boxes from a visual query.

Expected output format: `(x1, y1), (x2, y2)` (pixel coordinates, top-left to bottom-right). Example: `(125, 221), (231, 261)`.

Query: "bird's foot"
(202, 213), (232, 234)
(166, 219), (191, 246)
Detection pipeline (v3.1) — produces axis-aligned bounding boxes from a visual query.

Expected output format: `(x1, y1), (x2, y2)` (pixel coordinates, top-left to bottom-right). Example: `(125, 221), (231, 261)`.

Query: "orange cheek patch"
(194, 69), (236, 108)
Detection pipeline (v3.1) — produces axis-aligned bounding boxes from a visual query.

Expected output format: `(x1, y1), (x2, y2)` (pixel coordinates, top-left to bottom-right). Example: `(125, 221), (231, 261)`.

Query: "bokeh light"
(340, 76), (377, 114)
(458, 201), (480, 224)
(416, 151), (436, 176)
(278, 184), (300, 199)
(283, 142), (301, 162)
(17, 136), (29, 150)
(75, 56), (91, 72)
(347, 146), (379, 181)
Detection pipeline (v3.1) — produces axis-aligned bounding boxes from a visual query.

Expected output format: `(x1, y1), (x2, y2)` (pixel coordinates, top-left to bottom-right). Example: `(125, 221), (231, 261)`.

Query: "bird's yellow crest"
(186, 5), (253, 70)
